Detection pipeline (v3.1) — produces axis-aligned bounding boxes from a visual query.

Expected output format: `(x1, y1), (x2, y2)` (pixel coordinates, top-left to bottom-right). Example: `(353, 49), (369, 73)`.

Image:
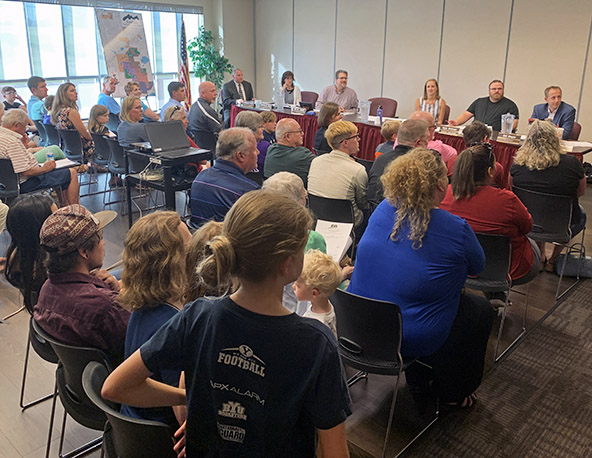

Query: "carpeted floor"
(405, 279), (592, 458)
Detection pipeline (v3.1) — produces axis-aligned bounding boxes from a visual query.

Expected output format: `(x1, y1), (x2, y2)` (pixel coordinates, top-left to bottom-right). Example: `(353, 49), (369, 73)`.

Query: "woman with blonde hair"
(510, 119), (586, 271)
(415, 78), (447, 125)
(51, 82), (94, 158)
(117, 95), (149, 146)
(124, 81), (159, 122)
(348, 148), (493, 409)
(103, 191), (352, 456)
(119, 211), (191, 429)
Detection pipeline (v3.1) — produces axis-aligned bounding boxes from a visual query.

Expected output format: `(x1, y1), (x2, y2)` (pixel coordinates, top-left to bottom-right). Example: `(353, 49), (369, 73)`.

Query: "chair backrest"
(82, 362), (176, 458)
(330, 289), (403, 374)
(44, 123), (61, 147)
(471, 233), (511, 283)
(568, 122), (581, 141)
(107, 137), (126, 172)
(125, 148), (150, 174)
(0, 158), (19, 200)
(33, 120), (48, 146)
(90, 133), (112, 166)
(58, 129), (84, 161)
(512, 186), (573, 243)
(308, 193), (355, 224)
(301, 91), (319, 106)
(32, 319), (111, 430)
(369, 97), (398, 118)
(106, 113), (121, 132)
(29, 317), (59, 364)
(354, 157), (373, 175)
(442, 105), (451, 124)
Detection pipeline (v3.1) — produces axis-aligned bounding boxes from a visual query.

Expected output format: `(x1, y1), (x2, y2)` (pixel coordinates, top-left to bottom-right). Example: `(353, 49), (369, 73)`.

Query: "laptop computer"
(144, 120), (210, 158)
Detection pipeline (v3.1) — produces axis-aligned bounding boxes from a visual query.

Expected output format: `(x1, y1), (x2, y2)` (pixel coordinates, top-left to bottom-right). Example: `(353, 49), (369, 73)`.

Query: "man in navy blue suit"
(530, 86), (576, 140)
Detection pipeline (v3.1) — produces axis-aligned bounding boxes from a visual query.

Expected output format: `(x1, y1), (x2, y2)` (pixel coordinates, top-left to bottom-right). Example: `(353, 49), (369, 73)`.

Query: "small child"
(260, 110), (277, 144)
(375, 119), (402, 157)
(293, 249), (342, 337)
(87, 104), (113, 136)
(43, 96), (55, 125)
(2, 86), (27, 111)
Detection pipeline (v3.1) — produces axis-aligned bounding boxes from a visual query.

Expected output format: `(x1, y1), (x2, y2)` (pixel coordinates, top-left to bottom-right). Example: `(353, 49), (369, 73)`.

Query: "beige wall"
(254, 0), (592, 139)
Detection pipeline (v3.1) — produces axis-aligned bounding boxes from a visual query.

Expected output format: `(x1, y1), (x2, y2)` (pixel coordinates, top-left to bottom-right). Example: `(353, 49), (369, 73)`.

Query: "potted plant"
(188, 26), (234, 92)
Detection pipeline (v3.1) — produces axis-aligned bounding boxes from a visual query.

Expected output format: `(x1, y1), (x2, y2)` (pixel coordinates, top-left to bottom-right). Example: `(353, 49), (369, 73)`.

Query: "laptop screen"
(144, 120), (190, 152)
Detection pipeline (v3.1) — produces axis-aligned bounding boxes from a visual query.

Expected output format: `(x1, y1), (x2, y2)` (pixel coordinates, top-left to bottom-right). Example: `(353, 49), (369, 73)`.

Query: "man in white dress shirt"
(222, 69), (254, 128)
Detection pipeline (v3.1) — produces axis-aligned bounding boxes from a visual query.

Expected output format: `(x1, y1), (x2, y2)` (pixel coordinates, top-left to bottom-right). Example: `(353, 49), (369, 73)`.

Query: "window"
(0, 1), (203, 118)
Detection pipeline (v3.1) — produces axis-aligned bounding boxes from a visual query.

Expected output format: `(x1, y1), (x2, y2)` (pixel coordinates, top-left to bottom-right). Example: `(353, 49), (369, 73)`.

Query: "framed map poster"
(96, 9), (155, 97)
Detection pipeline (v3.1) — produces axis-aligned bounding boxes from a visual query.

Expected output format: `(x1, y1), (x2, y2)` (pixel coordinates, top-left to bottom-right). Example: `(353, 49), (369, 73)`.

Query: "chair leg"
(44, 378), (59, 458)
(19, 332), (55, 411)
(381, 371), (402, 458)
(556, 237), (585, 300)
(56, 408), (102, 458)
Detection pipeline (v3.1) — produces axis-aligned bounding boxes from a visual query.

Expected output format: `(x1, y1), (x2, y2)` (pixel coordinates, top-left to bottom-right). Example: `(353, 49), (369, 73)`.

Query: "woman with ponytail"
(102, 191), (352, 457)
(441, 144), (541, 294)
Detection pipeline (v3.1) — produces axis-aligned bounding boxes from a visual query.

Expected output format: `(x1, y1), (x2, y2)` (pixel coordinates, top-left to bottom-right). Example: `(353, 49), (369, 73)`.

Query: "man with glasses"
(408, 110), (457, 175)
(264, 118), (315, 187)
(316, 70), (359, 110)
(367, 119), (430, 209)
(308, 120), (369, 230)
(450, 80), (519, 132)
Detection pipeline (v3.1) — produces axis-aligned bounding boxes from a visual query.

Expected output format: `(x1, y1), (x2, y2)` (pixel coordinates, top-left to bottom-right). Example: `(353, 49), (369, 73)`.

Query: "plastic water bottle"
(377, 105), (383, 126)
(46, 151), (54, 162)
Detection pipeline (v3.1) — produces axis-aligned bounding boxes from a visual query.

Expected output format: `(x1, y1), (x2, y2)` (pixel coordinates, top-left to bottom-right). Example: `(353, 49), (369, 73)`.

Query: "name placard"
(496, 132), (521, 145)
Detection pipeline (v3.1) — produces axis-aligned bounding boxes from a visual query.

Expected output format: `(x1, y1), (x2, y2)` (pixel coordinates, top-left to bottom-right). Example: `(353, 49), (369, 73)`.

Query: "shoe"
(92, 164), (109, 173)
(109, 175), (123, 187)
(440, 393), (477, 417)
(539, 258), (547, 272)
(545, 260), (557, 274)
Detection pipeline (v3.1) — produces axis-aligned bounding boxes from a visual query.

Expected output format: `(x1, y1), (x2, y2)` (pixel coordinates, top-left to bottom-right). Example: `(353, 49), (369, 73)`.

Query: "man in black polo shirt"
(450, 80), (519, 132)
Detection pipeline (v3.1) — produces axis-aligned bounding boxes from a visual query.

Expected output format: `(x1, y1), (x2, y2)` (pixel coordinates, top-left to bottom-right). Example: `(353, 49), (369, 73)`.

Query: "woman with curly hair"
(348, 148), (494, 409)
(119, 211), (191, 429)
(510, 119), (586, 271)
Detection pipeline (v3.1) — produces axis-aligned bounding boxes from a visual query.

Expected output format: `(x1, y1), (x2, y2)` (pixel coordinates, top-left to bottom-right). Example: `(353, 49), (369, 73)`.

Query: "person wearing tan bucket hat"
(33, 204), (130, 364)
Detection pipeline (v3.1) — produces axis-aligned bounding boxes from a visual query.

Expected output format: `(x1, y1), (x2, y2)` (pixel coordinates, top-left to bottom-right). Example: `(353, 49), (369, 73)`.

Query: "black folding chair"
(354, 157), (373, 175)
(464, 233), (522, 361)
(57, 129), (84, 162)
(33, 120), (48, 146)
(513, 186), (585, 299)
(330, 289), (438, 458)
(44, 123), (61, 147)
(82, 362), (177, 458)
(308, 193), (356, 258)
(0, 158), (19, 203)
(32, 320), (112, 458)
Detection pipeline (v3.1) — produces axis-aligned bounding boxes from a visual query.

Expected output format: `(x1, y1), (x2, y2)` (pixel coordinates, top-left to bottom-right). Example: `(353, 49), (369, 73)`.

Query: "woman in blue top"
(119, 211), (191, 429)
(348, 148), (494, 408)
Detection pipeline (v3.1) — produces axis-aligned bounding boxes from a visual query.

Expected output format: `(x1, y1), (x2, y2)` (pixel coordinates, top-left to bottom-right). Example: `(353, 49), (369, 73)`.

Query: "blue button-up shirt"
(190, 159), (260, 227)
(28, 95), (45, 121)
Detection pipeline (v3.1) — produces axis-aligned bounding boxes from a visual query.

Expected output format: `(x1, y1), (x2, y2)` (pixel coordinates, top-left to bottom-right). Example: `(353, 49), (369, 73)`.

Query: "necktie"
(239, 83), (246, 101)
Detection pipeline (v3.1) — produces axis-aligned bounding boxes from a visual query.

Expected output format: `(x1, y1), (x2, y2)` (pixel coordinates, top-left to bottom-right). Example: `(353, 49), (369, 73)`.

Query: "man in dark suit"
(222, 68), (254, 128)
(530, 86), (576, 140)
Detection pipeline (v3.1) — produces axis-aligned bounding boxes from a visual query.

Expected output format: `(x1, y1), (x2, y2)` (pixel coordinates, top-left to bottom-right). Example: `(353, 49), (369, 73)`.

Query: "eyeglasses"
(468, 142), (494, 164)
(429, 149), (442, 161)
(171, 105), (183, 113)
(343, 134), (360, 142)
(287, 129), (303, 135)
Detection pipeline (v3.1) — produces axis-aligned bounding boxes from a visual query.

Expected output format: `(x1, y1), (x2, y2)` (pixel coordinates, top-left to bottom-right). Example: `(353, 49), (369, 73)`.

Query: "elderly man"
(264, 118), (315, 187)
(222, 69), (255, 128)
(408, 110), (457, 171)
(34, 204), (129, 365)
(160, 82), (188, 120)
(27, 76), (48, 123)
(316, 70), (358, 110)
(97, 76), (121, 131)
(367, 119), (429, 209)
(530, 86), (576, 140)
(190, 127), (260, 227)
(450, 80), (519, 132)
(188, 81), (222, 152)
(308, 120), (368, 229)
(0, 109), (79, 204)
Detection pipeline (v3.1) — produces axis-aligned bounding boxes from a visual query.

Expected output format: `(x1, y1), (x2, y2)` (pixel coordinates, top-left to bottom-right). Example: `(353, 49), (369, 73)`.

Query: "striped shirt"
(420, 98), (441, 123)
(0, 127), (38, 183)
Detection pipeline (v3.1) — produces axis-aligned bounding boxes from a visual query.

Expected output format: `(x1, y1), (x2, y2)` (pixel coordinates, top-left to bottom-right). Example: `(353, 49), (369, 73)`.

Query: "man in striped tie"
(222, 68), (254, 128)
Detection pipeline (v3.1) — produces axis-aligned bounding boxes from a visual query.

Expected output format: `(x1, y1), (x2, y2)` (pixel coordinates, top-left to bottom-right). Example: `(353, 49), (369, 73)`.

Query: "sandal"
(441, 393), (477, 415)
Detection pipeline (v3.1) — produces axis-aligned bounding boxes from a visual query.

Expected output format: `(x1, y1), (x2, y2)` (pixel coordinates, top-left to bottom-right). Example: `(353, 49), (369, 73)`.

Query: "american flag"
(179, 21), (192, 111)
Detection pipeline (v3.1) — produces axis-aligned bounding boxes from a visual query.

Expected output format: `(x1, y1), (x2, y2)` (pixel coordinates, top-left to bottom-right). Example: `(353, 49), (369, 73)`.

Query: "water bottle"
(46, 151), (54, 162)
(377, 105), (383, 126)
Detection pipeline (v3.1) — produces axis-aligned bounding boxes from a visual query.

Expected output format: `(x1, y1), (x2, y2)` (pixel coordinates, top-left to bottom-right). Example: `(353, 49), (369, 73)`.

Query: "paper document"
(314, 219), (353, 262)
(54, 158), (79, 169)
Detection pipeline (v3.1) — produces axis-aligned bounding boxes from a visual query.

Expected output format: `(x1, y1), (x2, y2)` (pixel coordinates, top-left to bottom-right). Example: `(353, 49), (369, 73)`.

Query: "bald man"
(264, 118), (315, 187)
(188, 81), (222, 152)
(407, 111), (457, 172)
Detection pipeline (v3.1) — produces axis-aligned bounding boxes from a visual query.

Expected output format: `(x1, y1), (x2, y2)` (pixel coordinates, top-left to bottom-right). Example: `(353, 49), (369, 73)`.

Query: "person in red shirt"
(440, 144), (541, 305)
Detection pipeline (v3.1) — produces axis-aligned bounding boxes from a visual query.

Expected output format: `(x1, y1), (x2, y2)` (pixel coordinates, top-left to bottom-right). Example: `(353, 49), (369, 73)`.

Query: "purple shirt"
(316, 85), (358, 110)
(34, 272), (130, 363)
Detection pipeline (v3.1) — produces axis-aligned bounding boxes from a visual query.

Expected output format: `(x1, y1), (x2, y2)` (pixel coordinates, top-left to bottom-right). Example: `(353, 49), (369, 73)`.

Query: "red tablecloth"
(231, 105), (383, 161)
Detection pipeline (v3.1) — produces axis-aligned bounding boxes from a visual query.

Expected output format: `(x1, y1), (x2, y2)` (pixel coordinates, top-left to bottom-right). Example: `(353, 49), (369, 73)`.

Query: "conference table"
(230, 105), (383, 161)
(231, 105), (586, 189)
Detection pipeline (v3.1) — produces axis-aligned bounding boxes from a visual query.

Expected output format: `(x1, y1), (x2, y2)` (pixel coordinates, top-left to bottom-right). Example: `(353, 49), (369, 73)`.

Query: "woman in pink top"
(440, 144), (541, 297)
